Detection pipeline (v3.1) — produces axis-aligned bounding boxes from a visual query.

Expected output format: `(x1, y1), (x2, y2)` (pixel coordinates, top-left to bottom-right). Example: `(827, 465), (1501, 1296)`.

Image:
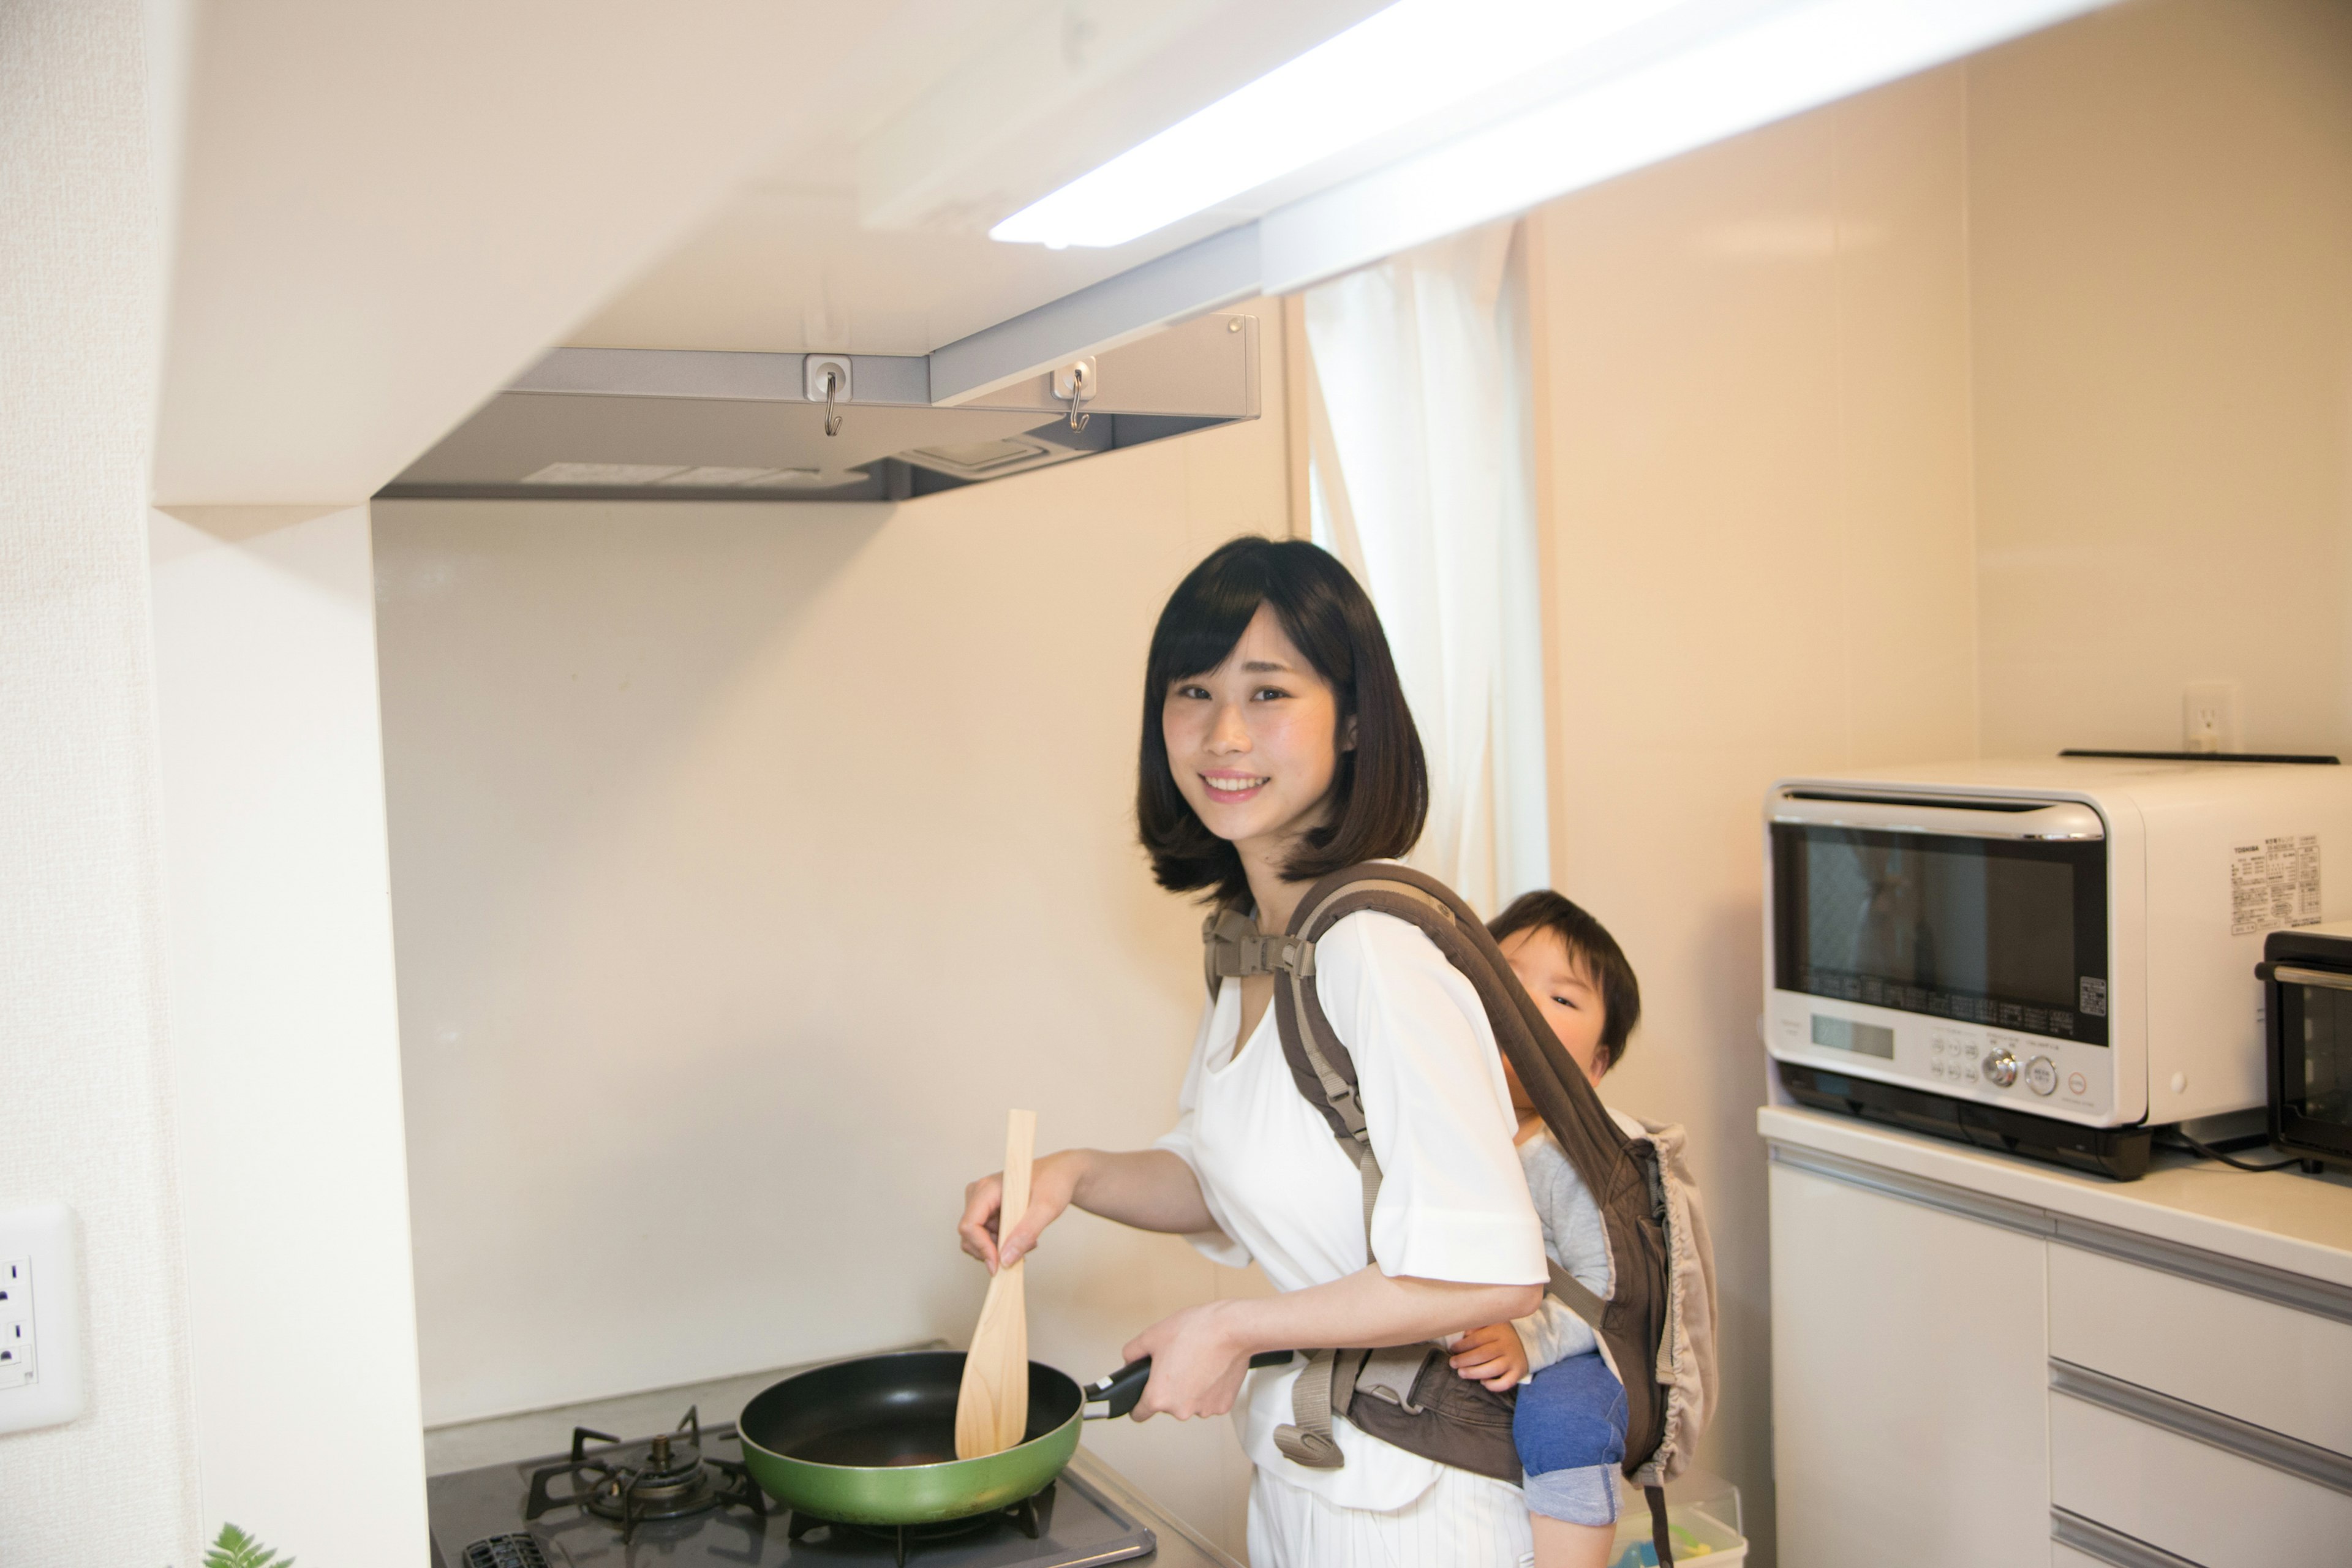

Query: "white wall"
(1969, 0), (2352, 760)
(1521, 6), (2352, 1562)
(148, 507), (429, 1567)
(375, 299), (1291, 1556)
(0, 2), (201, 1564)
(1528, 64), (1983, 1565)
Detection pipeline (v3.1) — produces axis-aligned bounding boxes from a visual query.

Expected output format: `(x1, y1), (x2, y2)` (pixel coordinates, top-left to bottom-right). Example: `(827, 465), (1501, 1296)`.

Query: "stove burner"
(461, 1536), (549, 1568)
(524, 1406), (767, 1544)
(785, 1483), (1057, 1568)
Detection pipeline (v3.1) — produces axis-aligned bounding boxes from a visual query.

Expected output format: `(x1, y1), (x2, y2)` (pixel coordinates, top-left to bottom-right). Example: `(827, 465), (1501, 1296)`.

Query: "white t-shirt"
(1154, 908), (1548, 1511)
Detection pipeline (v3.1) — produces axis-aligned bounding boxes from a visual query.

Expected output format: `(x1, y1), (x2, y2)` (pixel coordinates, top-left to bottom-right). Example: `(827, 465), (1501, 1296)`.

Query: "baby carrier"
(1204, 864), (1717, 1565)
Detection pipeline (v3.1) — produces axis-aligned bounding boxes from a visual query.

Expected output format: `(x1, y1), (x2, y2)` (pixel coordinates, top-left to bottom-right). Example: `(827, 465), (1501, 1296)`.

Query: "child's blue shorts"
(1514, 1349), (1627, 1526)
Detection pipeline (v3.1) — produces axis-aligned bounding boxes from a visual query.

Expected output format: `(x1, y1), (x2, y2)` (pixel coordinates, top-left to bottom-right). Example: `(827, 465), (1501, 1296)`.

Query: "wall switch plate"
(0, 1204), (84, 1434)
(2183, 680), (2241, 754)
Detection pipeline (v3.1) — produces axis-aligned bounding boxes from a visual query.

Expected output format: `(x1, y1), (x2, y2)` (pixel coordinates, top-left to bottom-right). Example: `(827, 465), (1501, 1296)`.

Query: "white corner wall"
(1522, 9), (2352, 1562)
(0, 2), (201, 1563)
(1528, 64), (1983, 1565)
(1969, 0), (2352, 760)
(148, 507), (430, 1566)
(376, 299), (1291, 1557)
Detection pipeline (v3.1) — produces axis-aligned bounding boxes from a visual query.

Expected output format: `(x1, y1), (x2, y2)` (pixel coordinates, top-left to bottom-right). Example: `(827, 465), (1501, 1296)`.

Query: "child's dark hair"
(1488, 891), (1642, 1071)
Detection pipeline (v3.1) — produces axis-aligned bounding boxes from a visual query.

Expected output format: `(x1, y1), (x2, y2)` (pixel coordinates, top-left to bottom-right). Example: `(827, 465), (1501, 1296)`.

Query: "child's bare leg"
(1529, 1513), (1614, 1568)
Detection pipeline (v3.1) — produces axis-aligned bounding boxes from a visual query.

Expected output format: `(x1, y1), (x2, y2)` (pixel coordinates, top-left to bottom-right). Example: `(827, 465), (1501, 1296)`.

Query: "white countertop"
(1758, 1104), (2352, 1291)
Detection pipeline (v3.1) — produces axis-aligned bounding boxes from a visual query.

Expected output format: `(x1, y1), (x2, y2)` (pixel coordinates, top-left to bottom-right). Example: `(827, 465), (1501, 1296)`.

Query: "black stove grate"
(524, 1404), (767, 1543)
(461, 1536), (549, 1568)
(783, 1483), (1057, 1568)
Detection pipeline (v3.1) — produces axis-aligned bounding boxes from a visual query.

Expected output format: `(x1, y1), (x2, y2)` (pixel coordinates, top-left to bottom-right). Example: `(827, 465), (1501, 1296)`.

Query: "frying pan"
(735, 1348), (1293, 1526)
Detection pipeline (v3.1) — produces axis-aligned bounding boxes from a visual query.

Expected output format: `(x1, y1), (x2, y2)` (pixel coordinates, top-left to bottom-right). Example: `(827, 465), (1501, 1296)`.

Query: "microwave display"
(1772, 823), (2109, 1046)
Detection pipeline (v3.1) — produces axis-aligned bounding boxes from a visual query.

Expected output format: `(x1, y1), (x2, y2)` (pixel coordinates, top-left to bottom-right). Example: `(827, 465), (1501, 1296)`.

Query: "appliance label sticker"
(2230, 835), (2321, 936)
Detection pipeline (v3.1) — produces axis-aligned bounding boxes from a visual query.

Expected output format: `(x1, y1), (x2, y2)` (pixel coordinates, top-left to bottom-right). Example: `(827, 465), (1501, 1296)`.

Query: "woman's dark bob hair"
(1138, 537), (1427, 908)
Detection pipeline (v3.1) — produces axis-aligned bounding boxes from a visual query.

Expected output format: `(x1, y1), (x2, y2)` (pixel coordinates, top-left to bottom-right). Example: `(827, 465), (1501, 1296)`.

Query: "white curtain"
(1304, 222), (1550, 918)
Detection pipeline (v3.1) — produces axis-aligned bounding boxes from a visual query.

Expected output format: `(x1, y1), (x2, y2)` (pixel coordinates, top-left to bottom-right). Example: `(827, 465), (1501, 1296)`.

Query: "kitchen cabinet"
(1763, 1106), (2352, 1568)
(1768, 1159), (2050, 1566)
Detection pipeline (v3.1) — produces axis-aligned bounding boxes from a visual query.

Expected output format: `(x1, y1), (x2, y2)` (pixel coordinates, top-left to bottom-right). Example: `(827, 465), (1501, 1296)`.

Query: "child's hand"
(1447, 1321), (1529, 1392)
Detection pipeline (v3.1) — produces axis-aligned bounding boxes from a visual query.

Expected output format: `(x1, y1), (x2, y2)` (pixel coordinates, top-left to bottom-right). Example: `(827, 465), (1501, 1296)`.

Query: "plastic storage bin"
(1606, 1468), (1747, 1566)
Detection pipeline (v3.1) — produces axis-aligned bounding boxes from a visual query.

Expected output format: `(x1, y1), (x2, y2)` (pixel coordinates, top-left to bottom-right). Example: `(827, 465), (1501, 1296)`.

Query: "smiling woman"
(957, 535), (1553, 1567)
(1138, 537), (1428, 913)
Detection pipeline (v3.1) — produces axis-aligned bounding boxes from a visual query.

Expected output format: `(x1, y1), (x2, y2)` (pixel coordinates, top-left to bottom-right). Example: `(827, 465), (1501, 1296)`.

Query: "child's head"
(1488, 891), (1642, 1086)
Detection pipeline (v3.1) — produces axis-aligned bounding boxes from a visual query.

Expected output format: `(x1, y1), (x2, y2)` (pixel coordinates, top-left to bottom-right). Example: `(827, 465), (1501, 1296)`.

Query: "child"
(1449, 891), (1646, 1568)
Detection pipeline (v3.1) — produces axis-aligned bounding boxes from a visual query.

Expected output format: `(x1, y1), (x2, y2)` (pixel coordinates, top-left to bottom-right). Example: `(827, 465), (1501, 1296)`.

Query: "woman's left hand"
(1120, 1302), (1251, 1421)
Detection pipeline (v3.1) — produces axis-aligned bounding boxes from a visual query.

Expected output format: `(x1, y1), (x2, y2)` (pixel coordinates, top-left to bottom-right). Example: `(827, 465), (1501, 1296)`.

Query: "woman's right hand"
(959, 1149), (1087, 1273)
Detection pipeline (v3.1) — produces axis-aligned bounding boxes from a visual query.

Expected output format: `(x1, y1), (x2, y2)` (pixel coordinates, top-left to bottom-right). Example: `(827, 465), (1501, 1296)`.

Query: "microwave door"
(1771, 821), (2110, 1046)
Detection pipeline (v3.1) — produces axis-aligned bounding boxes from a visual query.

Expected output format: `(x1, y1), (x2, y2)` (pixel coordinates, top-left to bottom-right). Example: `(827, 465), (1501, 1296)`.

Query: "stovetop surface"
(426, 1422), (1156, 1568)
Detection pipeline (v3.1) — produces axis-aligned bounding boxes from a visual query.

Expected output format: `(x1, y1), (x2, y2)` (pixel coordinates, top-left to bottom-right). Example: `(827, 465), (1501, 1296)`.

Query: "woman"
(958, 537), (1547, 1563)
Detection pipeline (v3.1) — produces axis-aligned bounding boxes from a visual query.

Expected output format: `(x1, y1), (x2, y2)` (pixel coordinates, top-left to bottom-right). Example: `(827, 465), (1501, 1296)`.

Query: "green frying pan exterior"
(734, 1351), (1084, 1526)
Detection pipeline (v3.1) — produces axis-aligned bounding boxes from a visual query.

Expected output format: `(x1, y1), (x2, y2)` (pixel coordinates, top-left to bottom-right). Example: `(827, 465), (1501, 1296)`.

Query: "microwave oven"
(1763, 758), (2352, 1177)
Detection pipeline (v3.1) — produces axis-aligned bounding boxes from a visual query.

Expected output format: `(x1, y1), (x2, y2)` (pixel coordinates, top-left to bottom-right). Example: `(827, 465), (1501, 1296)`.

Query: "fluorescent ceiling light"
(990, 0), (1690, 249)
(1255, 0), (2110, 292)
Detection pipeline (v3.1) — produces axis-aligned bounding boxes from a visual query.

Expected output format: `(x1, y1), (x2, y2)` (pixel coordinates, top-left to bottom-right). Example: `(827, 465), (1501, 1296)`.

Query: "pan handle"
(1082, 1351), (1297, 1421)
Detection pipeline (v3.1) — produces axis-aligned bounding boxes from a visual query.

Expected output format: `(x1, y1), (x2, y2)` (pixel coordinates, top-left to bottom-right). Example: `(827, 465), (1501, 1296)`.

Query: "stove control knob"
(1983, 1048), (2019, 1088)
(2026, 1056), (2059, 1096)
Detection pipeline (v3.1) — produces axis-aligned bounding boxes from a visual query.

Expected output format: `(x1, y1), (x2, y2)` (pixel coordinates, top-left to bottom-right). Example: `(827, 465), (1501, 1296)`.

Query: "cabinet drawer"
(2049, 1244), (2352, 1458)
(2051, 1392), (2352, 1567)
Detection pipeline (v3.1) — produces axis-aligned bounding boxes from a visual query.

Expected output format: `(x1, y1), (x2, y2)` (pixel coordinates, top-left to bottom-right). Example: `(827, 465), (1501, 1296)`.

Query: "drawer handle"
(2050, 1359), (2352, 1498)
(2051, 1506), (2206, 1567)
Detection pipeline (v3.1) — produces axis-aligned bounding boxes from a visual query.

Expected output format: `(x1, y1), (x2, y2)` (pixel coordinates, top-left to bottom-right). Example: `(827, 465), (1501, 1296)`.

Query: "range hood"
(379, 312), (1258, 503)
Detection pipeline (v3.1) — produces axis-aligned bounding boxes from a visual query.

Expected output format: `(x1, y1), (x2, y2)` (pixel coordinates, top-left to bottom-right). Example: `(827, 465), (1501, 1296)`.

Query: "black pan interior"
(738, 1352), (1082, 1468)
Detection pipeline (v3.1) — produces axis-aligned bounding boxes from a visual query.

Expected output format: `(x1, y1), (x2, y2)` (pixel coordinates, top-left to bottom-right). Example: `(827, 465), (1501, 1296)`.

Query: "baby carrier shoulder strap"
(1205, 864), (1683, 1566)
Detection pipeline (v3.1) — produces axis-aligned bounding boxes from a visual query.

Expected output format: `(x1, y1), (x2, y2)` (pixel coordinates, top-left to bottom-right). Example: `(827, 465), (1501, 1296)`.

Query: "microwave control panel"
(1767, 990), (2116, 1124)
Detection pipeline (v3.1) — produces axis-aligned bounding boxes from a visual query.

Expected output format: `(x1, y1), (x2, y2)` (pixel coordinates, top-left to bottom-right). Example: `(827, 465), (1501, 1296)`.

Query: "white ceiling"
(151, 0), (1385, 505)
(151, 0), (2113, 506)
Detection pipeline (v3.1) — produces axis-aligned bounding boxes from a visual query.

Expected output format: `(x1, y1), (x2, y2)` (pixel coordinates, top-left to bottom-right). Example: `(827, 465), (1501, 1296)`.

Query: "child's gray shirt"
(1510, 1108), (1648, 1371)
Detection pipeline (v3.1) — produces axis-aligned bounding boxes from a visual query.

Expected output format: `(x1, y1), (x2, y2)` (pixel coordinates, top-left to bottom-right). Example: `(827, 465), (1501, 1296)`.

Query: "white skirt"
(1248, 1463), (1535, 1568)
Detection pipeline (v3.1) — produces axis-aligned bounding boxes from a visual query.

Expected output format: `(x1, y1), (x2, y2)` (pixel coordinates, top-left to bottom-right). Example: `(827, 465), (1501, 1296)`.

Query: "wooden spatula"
(955, 1108), (1037, 1460)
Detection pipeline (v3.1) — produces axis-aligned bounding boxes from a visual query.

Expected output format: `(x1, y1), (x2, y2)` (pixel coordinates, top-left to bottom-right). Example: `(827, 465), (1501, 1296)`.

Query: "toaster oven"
(1764, 758), (2352, 1177)
(2258, 923), (2352, 1170)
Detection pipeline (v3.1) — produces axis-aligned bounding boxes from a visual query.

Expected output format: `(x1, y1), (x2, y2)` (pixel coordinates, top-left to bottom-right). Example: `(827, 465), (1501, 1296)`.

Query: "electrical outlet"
(2183, 680), (2241, 755)
(0, 1207), (82, 1432)
(0, 1317), (28, 1391)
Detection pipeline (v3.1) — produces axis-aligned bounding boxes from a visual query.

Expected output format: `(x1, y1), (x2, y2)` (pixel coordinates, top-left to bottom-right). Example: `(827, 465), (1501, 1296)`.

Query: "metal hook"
(821, 369), (843, 438)
(1063, 360), (1091, 432)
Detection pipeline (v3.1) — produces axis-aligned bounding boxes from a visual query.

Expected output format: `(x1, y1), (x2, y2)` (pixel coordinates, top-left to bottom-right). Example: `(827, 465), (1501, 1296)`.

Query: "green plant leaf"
(203, 1522), (293, 1568)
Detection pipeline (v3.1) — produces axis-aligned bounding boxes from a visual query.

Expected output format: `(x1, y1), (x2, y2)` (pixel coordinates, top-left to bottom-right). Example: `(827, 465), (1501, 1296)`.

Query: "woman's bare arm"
(959, 1148), (1216, 1272)
(1120, 1268), (1542, 1420)
(1216, 1266), (1538, 1356)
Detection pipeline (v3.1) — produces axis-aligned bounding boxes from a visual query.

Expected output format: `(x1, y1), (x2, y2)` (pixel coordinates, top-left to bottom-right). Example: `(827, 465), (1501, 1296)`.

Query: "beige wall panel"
(376, 301), (1287, 1558)
(1970, 0), (2352, 759)
(1530, 67), (1980, 1562)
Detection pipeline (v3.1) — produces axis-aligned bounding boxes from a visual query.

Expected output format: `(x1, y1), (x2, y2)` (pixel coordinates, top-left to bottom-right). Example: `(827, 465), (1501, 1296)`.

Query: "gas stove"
(426, 1406), (1157, 1568)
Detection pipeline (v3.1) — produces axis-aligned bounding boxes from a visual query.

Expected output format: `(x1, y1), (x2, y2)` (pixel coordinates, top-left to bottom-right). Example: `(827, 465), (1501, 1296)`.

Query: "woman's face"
(1162, 603), (1349, 861)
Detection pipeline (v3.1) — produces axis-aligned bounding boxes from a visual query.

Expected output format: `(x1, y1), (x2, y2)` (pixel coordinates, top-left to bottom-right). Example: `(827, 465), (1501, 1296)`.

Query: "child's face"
(1499, 926), (1609, 1101)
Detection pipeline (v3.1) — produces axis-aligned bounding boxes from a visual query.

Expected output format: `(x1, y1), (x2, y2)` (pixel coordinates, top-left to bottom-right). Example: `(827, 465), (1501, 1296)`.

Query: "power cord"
(2157, 1128), (2301, 1173)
